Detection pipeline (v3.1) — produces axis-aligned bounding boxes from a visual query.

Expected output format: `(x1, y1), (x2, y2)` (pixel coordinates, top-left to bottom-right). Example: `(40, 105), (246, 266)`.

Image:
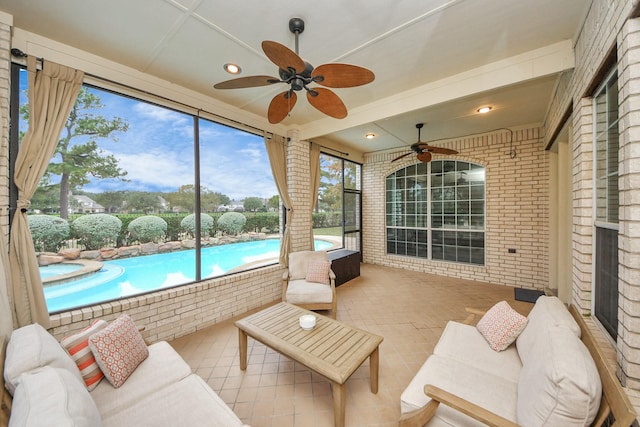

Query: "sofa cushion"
(9, 366), (102, 427)
(476, 301), (528, 351)
(4, 323), (84, 395)
(516, 296), (580, 365)
(90, 341), (193, 417)
(306, 260), (331, 285)
(89, 314), (149, 388)
(400, 354), (518, 425)
(517, 325), (601, 426)
(433, 321), (522, 382)
(60, 319), (108, 390)
(285, 279), (334, 304)
(288, 250), (329, 280)
(101, 374), (245, 427)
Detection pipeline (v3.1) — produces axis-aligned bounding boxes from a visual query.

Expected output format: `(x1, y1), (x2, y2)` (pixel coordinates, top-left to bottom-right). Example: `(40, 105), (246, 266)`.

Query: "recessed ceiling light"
(477, 106), (492, 114)
(223, 63), (241, 74)
(365, 132), (376, 139)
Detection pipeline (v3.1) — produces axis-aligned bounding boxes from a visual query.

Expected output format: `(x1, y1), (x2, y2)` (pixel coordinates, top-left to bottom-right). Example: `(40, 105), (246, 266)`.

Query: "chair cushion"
(286, 279), (333, 304)
(517, 325), (601, 426)
(288, 250), (329, 280)
(4, 323), (84, 395)
(10, 366), (102, 427)
(61, 319), (109, 390)
(516, 296), (580, 365)
(476, 301), (527, 351)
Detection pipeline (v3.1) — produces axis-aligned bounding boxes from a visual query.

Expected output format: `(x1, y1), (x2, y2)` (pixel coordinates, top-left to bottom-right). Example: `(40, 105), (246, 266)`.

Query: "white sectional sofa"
(1, 318), (248, 427)
(399, 296), (637, 427)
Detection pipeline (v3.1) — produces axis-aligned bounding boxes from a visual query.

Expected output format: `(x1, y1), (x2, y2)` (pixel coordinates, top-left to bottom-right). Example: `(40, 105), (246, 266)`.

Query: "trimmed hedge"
(127, 215), (167, 243)
(28, 215), (70, 252)
(71, 214), (122, 250)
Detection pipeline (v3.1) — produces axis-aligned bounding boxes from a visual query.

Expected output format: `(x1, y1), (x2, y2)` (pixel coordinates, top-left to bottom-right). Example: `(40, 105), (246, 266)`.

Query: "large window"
(314, 153), (362, 252)
(11, 65), (281, 312)
(386, 160), (485, 265)
(593, 67), (619, 340)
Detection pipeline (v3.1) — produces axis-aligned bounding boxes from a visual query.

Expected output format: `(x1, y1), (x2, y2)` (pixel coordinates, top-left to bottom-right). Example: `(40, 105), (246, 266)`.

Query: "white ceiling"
(0, 0), (589, 156)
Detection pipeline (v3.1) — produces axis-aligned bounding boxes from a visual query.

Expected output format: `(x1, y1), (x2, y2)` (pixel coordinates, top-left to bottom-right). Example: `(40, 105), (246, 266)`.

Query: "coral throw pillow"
(306, 260), (331, 285)
(477, 301), (528, 351)
(61, 319), (108, 390)
(88, 314), (149, 388)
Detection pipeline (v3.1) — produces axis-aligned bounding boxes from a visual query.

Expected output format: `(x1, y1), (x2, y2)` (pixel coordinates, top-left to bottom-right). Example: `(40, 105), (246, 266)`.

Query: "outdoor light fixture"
(223, 63), (241, 74)
(365, 132), (376, 139)
(477, 106), (492, 114)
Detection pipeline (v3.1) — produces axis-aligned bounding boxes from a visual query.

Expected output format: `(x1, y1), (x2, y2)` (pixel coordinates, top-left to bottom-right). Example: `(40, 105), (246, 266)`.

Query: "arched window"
(385, 160), (485, 265)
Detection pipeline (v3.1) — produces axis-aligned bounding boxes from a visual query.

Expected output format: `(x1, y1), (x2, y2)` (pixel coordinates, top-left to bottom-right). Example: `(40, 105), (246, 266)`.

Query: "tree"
(318, 155), (343, 212)
(267, 195), (279, 211)
(23, 87), (129, 219)
(243, 197), (264, 212)
(31, 179), (61, 213)
(164, 185), (230, 213)
(90, 191), (127, 213)
(124, 191), (162, 213)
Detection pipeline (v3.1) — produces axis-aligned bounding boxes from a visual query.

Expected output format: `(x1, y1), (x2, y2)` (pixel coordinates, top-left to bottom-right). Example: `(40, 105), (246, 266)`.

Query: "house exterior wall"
(544, 0), (640, 390)
(362, 128), (550, 290)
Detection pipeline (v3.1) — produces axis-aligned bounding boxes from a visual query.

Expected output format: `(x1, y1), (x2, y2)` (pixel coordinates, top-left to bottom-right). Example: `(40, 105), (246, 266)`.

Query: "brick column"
(286, 129), (312, 252)
(571, 97), (595, 313)
(617, 17), (640, 390)
(0, 13), (11, 234)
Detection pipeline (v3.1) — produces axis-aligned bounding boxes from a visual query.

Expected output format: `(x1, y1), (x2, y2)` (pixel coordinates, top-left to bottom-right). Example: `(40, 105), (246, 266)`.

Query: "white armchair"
(282, 250), (337, 319)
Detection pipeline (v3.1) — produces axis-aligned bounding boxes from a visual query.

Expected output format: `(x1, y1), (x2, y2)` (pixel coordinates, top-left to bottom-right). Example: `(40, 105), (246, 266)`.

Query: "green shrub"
(127, 215), (167, 243)
(180, 213), (214, 237)
(71, 214), (122, 250)
(217, 212), (246, 235)
(28, 215), (70, 252)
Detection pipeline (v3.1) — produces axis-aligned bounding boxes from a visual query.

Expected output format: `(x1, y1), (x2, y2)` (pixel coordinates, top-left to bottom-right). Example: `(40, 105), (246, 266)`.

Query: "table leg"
(370, 346), (379, 394)
(238, 329), (247, 371)
(332, 382), (346, 427)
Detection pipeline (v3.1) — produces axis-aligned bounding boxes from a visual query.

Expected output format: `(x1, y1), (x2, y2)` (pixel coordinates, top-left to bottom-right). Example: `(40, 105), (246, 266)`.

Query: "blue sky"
(19, 70), (278, 200)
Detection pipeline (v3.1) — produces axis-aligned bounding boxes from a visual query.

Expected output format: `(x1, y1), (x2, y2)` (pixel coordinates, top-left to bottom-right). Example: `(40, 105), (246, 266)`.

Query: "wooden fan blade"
(306, 88), (347, 119)
(312, 64), (375, 88)
(391, 152), (413, 162)
(428, 147), (459, 155)
(268, 91), (297, 124)
(417, 152), (433, 163)
(214, 75), (280, 89)
(262, 41), (306, 73)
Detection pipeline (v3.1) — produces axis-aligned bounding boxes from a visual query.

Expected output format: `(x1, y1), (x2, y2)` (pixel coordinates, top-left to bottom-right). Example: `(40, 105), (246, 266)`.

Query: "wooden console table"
(235, 303), (383, 427)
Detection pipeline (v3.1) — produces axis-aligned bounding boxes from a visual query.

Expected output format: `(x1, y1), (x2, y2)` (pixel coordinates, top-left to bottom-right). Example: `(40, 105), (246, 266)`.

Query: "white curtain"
(265, 134), (293, 266)
(308, 142), (321, 250)
(9, 56), (84, 328)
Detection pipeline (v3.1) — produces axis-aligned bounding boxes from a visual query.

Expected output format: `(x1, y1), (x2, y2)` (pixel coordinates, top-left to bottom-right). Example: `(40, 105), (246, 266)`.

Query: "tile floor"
(170, 263), (534, 427)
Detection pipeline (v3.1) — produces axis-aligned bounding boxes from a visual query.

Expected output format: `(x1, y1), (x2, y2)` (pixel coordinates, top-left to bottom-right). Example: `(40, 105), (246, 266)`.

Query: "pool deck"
(41, 259), (104, 286)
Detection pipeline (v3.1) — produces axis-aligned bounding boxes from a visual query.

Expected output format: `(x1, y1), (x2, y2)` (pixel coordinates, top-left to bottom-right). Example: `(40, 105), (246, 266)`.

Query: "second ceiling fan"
(214, 18), (375, 124)
(392, 123), (459, 164)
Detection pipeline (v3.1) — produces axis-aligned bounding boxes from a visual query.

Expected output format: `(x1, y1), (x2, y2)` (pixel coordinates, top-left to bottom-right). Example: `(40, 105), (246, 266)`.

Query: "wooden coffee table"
(235, 302), (383, 427)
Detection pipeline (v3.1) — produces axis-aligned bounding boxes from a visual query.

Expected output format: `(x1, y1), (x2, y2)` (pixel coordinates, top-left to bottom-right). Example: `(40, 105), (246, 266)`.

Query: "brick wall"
(363, 127), (549, 289)
(0, 17), (9, 234)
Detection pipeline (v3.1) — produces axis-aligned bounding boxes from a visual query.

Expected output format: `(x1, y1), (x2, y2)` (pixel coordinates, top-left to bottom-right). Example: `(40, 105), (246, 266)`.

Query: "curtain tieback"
(17, 199), (31, 213)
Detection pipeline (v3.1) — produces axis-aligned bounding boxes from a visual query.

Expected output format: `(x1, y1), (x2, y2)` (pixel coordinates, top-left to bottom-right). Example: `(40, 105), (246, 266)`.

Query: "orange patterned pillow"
(61, 319), (108, 390)
(306, 260), (331, 285)
(88, 314), (148, 388)
(476, 301), (528, 351)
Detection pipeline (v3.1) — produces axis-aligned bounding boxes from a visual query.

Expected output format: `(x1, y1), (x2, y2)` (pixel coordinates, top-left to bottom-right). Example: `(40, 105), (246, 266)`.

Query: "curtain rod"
(10, 48), (268, 137)
(311, 142), (349, 157)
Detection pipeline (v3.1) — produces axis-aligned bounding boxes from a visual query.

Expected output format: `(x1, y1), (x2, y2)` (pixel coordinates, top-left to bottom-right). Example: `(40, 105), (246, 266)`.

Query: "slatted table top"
(235, 302), (383, 384)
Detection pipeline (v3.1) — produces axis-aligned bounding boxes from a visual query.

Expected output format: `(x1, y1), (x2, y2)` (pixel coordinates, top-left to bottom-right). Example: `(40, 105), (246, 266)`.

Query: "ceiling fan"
(391, 123), (459, 164)
(213, 17), (375, 124)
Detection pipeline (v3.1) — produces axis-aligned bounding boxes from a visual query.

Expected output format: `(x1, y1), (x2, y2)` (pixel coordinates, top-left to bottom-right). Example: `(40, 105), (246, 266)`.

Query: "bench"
(399, 296), (637, 427)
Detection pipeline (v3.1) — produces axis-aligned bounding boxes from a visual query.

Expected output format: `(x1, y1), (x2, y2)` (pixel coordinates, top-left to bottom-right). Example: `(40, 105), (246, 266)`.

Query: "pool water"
(44, 239), (332, 313)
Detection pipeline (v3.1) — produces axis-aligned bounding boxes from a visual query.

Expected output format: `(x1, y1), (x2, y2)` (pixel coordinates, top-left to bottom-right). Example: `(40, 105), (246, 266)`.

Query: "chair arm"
(282, 270), (289, 281)
(423, 385), (519, 427)
(329, 269), (336, 280)
(398, 400), (440, 427)
(463, 307), (487, 325)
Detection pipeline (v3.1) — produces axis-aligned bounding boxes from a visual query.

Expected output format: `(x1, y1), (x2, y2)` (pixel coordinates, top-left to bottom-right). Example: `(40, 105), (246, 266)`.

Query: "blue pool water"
(44, 238), (333, 312)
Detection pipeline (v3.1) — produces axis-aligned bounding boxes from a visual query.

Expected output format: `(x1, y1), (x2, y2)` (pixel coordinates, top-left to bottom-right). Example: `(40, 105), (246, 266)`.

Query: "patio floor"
(170, 263), (535, 427)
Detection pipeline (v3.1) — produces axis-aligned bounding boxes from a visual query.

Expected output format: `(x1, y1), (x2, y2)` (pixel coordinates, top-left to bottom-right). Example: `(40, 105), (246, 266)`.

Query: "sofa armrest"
(423, 384), (519, 427)
(398, 400), (439, 427)
(463, 307), (486, 325)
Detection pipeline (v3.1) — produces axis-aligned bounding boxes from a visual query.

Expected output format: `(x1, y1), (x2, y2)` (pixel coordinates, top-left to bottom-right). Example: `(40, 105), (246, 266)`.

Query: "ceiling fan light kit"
(214, 18), (375, 124)
(391, 123), (459, 164)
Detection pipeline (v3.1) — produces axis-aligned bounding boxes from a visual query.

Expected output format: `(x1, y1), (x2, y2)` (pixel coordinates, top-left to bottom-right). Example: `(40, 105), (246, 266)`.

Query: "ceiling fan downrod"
(289, 18), (305, 55)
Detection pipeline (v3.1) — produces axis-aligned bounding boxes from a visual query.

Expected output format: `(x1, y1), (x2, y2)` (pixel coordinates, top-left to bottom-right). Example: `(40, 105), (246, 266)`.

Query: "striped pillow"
(60, 319), (108, 390)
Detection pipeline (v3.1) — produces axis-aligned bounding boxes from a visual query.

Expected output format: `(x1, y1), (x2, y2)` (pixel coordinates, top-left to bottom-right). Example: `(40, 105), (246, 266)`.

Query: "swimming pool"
(44, 238), (333, 313)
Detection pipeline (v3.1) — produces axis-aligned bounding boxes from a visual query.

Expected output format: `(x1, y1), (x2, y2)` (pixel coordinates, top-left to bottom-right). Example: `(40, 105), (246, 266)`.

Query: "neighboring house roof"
(72, 195), (104, 210)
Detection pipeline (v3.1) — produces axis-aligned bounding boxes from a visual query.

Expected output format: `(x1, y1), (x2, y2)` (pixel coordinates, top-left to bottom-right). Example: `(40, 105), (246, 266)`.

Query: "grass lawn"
(313, 227), (341, 236)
